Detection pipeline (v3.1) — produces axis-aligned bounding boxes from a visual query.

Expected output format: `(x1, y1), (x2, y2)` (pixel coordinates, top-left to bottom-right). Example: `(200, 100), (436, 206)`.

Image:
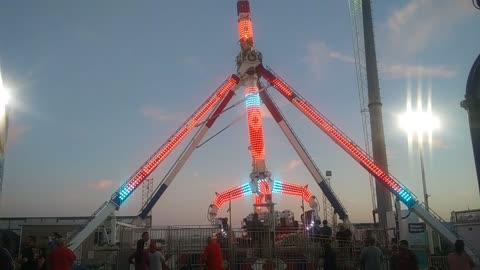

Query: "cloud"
(380, 64), (457, 79)
(304, 42), (456, 80)
(302, 41), (330, 79)
(141, 105), (178, 122)
(329, 52), (354, 64)
(88, 179), (113, 189)
(386, 0), (475, 56)
(286, 159), (301, 171)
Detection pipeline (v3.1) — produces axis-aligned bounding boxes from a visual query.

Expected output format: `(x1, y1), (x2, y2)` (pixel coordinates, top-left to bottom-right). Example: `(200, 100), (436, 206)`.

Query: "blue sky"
(0, 0), (479, 225)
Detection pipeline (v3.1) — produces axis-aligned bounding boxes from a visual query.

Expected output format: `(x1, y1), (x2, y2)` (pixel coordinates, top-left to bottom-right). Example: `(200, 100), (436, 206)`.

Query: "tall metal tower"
(142, 178), (154, 209)
(347, 0), (393, 235)
(323, 171), (336, 227)
(347, 0), (378, 221)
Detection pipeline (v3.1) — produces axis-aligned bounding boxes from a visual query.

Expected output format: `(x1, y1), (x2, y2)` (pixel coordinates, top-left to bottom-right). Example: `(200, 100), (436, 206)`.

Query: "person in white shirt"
(149, 241), (167, 270)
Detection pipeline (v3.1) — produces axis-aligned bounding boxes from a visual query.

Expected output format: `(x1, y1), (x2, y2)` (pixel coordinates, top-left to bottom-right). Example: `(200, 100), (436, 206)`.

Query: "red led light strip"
(238, 18), (254, 42)
(280, 182), (311, 201)
(257, 67), (411, 198)
(293, 99), (402, 193)
(214, 186), (246, 208)
(271, 78), (293, 98)
(254, 194), (262, 205)
(123, 76), (239, 194)
(245, 87), (266, 162)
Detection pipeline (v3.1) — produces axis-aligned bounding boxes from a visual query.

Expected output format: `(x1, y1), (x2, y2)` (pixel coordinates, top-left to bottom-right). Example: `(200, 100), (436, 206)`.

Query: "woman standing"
(129, 240), (150, 270)
(447, 240), (475, 270)
(149, 242), (167, 270)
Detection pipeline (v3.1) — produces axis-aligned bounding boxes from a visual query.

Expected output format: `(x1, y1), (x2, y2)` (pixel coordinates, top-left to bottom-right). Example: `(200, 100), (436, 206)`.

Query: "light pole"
(399, 106), (440, 254)
(418, 145), (429, 210)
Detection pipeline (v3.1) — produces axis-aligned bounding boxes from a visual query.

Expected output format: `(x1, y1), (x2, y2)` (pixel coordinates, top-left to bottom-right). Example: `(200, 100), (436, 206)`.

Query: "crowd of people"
(356, 238), (474, 270)
(128, 232), (224, 270)
(2, 227), (476, 270)
(0, 234), (75, 270)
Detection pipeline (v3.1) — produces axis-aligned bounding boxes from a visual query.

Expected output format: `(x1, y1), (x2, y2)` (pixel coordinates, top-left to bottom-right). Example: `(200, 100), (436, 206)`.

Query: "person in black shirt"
(323, 242), (337, 270)
(0, 234), (15, 270)
(20, 235), (36, 270)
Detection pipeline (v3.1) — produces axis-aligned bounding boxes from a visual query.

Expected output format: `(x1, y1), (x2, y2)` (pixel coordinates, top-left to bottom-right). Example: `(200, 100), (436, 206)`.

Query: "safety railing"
(114, 226), (456, 270)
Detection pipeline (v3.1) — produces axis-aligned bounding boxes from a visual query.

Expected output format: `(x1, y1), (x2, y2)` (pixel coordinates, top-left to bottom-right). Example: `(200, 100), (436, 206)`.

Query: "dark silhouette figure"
(129, 239), (150, 270)
(323, 242), (337, 270)
(360, 238), (383, 270)
(0, 234), (14, 270)
(447, 239), (475, 270)
(390, 240), (418, 270)
(20, 236), (36, 270)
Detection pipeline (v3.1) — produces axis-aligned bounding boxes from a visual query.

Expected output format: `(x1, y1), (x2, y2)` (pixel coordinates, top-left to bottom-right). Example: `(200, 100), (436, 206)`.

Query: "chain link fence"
(84, 226), (449, 270)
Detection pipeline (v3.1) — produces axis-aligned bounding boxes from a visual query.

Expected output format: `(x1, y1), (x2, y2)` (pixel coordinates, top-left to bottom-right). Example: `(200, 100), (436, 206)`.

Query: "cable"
(196, 112), (247, 148)
(401, 209), (413, 219)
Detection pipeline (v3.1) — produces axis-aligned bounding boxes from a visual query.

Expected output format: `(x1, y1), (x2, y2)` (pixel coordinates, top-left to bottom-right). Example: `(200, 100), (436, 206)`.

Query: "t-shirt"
(448, 252), (475, 270)
(149, 251), (166, 270)
(21, 247), (36, 270)
(204, 242), (223, 270)
(390, 248), (418, 270)
(48, 245), (76, 270)
(128, 250), (150, 270)
(323, 248), (336, 270)
(321, 226), (332, 237)
(360, 246), (384, 270)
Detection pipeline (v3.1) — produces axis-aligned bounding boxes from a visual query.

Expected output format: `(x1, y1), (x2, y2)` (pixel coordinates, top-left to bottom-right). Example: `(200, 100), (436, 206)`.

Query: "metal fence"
(115, 226), (364, 270)
(108, 226), (450, 270)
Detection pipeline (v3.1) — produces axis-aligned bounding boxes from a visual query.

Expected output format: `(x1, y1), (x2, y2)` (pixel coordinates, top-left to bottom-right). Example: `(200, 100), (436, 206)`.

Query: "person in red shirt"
(447, 240), (475, 270)
(48, 238), (76, 270)
(203, 236), (223, 270)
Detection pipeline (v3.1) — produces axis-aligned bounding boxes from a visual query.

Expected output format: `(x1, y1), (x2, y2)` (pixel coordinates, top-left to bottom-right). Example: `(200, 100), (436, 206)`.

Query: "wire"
(196, 112), (246, 148)
(401, 209), (413, 219)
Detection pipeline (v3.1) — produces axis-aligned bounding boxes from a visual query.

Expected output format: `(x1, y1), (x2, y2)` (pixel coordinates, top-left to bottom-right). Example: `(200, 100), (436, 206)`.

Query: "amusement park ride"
(67, 0), (476, 257)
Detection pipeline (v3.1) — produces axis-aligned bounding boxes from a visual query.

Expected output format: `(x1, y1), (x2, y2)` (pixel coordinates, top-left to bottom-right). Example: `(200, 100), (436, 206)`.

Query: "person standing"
(149, 242), (167, 270)
(360, 238), (384, 270)
(0, 234), (15, 270)
(37, 248), (48, 270)
(320, 220), (333, 238)
(20, 236), (36, 270)
(142, 232), (150, 243)
(129, 239), (150, 270)
(447, 240), (475, 270)
(48, 238), (76, 270)
(323, 242), (337, 270)
(203, 237), (223, 270)
(312, 220), (322, 242)
(390, 240), (418, 270)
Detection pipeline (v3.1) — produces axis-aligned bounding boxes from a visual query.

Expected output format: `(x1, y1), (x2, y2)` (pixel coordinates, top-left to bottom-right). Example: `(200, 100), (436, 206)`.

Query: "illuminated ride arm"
(272, 181), (320, 221)
(208, 180), (318, 223)
(68, 75), (240, 251)
(257, 65), (477, 256)
(138, 87), (238, 219)
(208, 183), (253, 223)
(260, 89), (350, 224)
